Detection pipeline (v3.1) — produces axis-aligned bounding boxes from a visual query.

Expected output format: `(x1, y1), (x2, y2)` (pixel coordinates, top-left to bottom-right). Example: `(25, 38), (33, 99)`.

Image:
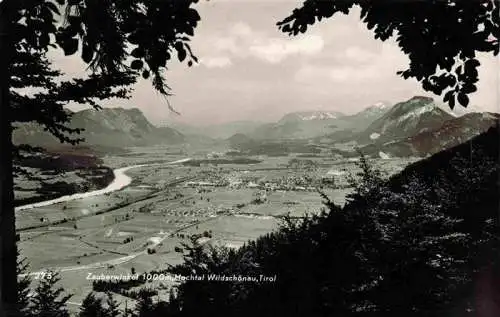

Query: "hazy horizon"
(50, 0), (498, 126)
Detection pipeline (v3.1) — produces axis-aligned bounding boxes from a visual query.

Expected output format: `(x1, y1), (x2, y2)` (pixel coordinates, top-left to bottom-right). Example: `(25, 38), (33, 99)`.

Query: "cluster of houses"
(183, 173), (323, 192)
(180, 165), (353, 192)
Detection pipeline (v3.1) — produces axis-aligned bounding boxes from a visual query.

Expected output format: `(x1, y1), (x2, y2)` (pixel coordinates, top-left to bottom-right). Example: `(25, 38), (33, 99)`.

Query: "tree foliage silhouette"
(79, 293), (107, 317)
(11, 43), (136, 179)
(278, 0), (499, 109)
(104, 292), (121, 317)
(29, 271), (71, 317)
(0, 0), (202, 314)
(78, 292), (121, 317)
(16, 255), (32, 317)
(133, 289), (157, 317)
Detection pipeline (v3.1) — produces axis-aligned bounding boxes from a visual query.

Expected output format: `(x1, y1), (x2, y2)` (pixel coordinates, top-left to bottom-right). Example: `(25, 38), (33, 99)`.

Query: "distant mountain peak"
(301, 111), (340, 121)
(372, 102), (389, 109)
(388, 95), (442, 118)
(358, 96), (453, 143)
(279, 110), (345, 123)
(361, 111), (500, 157)
(408, 95), (434, 103)
(395, 103), (442, 124)
(14, 107), (185, 148)
(362, 102), (391, 115)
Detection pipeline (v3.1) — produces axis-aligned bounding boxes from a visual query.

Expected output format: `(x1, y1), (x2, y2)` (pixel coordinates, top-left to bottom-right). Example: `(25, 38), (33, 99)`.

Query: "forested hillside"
(161, 126), (500, 317)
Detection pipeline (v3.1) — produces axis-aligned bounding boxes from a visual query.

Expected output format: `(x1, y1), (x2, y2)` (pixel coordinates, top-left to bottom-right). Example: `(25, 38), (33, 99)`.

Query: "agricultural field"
(15, 148), (418, 309)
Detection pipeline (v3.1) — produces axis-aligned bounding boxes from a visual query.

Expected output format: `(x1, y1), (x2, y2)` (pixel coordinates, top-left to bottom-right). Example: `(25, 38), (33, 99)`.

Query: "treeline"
(181, 158), (262, 167)
(93, 278), (146, 294)
(14, 167), (113, 207)
(93, 277), (158, 302)
(15, 149), (105, 172)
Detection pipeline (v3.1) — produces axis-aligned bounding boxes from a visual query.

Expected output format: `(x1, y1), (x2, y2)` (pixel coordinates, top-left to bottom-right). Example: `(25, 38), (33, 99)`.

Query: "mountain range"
(14, 97), (497, 159)
(361, 112), (500, 157)
(249, 105), (391, 140)
(355, 96), (454, 144)
(227, 96), (498, 158)
(13, 107), (185, 149)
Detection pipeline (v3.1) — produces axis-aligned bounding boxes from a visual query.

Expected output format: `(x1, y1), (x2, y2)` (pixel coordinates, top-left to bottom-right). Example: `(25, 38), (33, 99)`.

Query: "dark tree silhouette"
(0, 0), (202, 314)
(78, 292), (121, 317)
(29, 271), (71, 317)
(11, 41), (136, 178)
(134, 289), (157, 317)
(278, 0), (499, 109)
(16, 255), (32, 317)
(104, 292), (121, 317)
(79, 293), (106, 317)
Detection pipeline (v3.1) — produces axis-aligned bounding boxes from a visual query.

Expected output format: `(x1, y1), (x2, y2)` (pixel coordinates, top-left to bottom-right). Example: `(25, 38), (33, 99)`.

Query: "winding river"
(15, 158), (191, 212)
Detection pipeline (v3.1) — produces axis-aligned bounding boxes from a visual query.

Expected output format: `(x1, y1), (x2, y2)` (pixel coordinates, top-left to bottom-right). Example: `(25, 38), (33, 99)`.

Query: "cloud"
(55, 1), (498, 126)
(294, 65), (331, 82)
(214, 37), (240, 54)
(329, 66), (380, 81)
(230, 22), (253, 37)
(211, 22), (324, 64)
(295, 43), (409, 83)
(249, 35), (324, 64)
(342, 46), (377, 63)
(200, 56), (233, 68)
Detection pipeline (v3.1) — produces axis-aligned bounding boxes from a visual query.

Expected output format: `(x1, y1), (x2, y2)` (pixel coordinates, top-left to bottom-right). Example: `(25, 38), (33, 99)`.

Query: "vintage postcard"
(0, 0), (498, 316)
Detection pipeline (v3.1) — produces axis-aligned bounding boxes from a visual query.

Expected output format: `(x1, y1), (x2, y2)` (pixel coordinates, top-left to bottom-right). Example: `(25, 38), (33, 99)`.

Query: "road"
(20, 212), (223, 277)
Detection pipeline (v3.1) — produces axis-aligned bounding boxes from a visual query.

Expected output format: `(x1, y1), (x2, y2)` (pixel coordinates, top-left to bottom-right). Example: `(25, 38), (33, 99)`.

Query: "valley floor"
(15, 147), (417, 311)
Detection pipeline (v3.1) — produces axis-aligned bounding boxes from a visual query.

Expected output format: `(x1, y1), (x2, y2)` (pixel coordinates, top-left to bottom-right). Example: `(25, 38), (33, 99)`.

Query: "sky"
(54, 0), (499, 126)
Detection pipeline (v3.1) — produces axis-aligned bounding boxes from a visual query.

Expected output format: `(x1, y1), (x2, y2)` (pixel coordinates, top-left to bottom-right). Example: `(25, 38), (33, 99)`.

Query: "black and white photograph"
(0, 0), (499, 316)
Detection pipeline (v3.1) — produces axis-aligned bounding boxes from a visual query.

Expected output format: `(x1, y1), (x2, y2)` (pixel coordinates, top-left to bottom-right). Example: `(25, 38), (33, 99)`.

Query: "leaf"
(457, 93), (469, 107)
(131, 48), (144, 58)
(61, 38), (79, 56)
(175, 42), (187, 62)
(462, 83), (477, 94)
(422, 79), (432, 91)
(187, 8), (201, 22)
(443, 90), (453, 103)
(39, 33), (50, 48)
(448, 94), (456, 109)
(464, 59), (480, 70)
(142, 70), (150, 79)
(45, 2), (60, 14)
(131, 59), (144, 70)
(82, 43), (93, 63)
(128, 32), (140, 45)
(445, 74), (457, 87)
